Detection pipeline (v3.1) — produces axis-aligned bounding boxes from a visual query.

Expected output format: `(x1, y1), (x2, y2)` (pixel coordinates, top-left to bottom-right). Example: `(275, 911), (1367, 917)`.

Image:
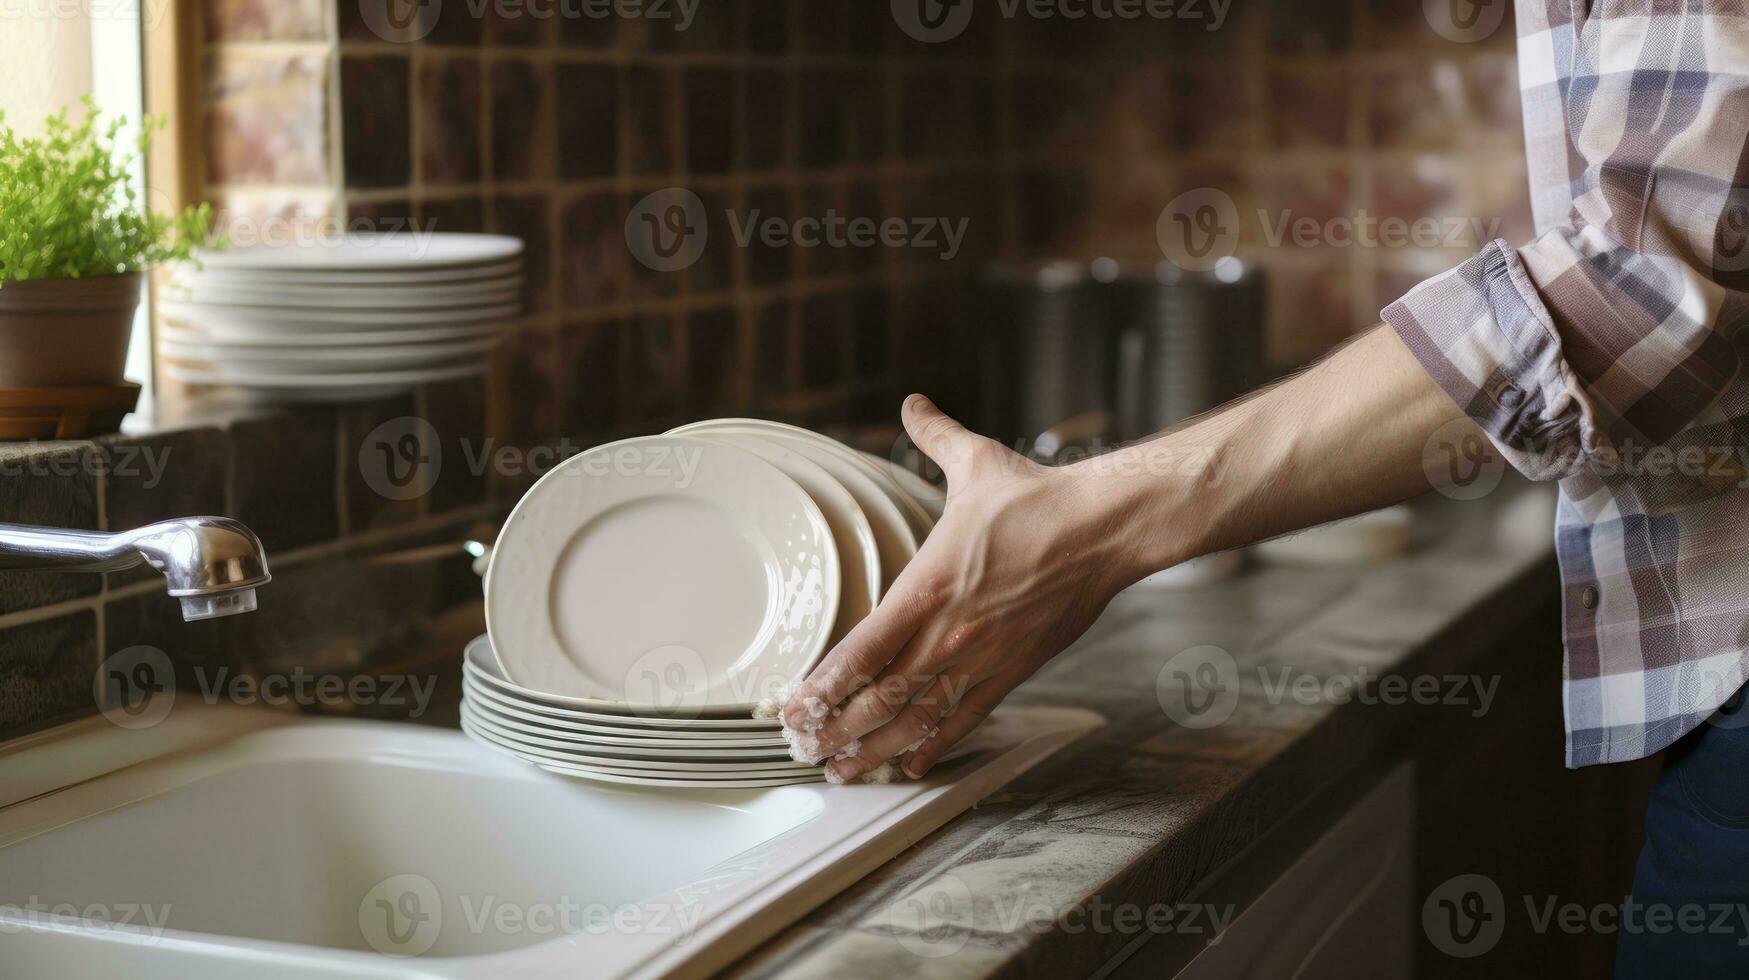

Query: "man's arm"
(782, 325), (1468, 782)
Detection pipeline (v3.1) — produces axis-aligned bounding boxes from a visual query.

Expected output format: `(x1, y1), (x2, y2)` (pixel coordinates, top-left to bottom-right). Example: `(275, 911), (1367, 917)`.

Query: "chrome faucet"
(0, 517), (269, 621)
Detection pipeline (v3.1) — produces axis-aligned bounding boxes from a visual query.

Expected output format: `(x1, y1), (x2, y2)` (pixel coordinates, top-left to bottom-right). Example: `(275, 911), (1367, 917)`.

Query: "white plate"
(671, 419), (934, 543)
(460, 703), (795, 760)
(165, 276), (524, 310)
(161, 299), (522, 330)
(667, 422), (917, 594)
(181, 257), (526, 287)
(486, 435), (839, 714)
(161, 336), (497, 371)
(860, 449), (948, 521)
(161, 322), (499, 348)
(194, 232), (524, 272)
(462, 718), (825, 779)
(528, 759), (826, 789)
(680, 430), (879, 648)
(463, 637), (783, 728)
(462, 678), (784, 742)
(164, 360), (485, 401)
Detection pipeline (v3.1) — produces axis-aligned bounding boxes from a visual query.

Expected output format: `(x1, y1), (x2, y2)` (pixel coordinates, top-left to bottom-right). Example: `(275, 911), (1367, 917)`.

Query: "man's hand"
(784, 326), (1466, 781)
(783, 394), (1155, 780)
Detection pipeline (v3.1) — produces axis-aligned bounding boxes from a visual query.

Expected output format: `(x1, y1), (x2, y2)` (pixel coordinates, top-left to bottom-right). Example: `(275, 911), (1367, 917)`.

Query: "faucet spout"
(0, 517), (270, 621)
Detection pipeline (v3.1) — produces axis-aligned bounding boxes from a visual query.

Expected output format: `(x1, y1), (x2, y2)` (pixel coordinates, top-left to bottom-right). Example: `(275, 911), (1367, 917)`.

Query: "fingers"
(825, 672), (972, 782)
(781, 578), (937, 733)
(902, 394), (979, 485)
(899, 678), (1010, 779)
(802, 639), (941, 761)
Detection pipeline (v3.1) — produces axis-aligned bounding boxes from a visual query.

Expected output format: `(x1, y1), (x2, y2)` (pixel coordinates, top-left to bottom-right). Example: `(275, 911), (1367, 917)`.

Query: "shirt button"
(1580, 586), (1598, 610)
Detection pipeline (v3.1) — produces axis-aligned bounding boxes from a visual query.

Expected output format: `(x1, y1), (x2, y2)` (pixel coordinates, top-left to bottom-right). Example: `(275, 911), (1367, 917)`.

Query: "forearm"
(1078, 325), (1467, 578)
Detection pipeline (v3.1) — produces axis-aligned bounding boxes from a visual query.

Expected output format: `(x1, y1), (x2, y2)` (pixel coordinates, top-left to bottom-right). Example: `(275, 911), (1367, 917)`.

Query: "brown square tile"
(206, 50), (330, 185)
(800, 293), (850, 387)
(556, 62), (620, 178)
(623, 192), (684, 301)
(487, 2), (551, 45)
(558, 6), (620, 47)
(796, 0), (846, 52)
(650, 0), (730, 50)
(559, 190), (628, 307)
(849, 285), (891, 379)
(419, 195), (486, 234)
(753, 298), (796, 395)
(1167, 64), (1258, 152)
(1367, 60), (1466, 147)
(341, 56), (412, 189)
(742, 185), (793, 287)
(227, 409), (340, 553)
(624, 66), (680, 175)
(1267, 1), (1351, 54)
(488, 194), (553, 312)
(690, 186), (734, 294)
(0, 443), (100, 615)
(1267, 66), (1349, 148)
(738, 68), (789, 171)
(498, 327), (562, 446)
(556, 319), (624, 435)
(686, 307), (742, 412)
(624, 313), (686, 418)
(342, 395), (427, 534)
(684, 68), (734, 175)
(490, 58), (553, 181)
(742, 0), (790, 53)
(420, 375), (489, 512)
(418, 57), (484, 186)
(0, 612), (97, 742)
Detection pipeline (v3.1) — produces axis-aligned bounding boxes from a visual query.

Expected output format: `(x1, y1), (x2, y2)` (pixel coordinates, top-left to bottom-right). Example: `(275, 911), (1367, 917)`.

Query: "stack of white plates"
(469, 419), (947, 787)
(162, 232), (524, 402)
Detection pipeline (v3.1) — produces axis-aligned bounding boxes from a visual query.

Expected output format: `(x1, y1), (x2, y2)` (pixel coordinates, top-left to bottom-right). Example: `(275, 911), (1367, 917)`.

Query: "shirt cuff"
(1382, 236), (1597, 481)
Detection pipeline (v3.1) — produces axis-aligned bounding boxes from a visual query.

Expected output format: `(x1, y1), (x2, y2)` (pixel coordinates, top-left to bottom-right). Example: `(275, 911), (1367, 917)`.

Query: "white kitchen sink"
(0, 700), (1098, 979)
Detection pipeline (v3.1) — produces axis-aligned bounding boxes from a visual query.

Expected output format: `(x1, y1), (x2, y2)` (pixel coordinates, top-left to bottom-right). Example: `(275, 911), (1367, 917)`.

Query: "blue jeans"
(1615, 693), (1749, 977)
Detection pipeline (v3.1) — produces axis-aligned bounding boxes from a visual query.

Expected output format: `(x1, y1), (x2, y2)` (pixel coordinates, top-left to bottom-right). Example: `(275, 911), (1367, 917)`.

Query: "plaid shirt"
(1384, 1), (1749, 767)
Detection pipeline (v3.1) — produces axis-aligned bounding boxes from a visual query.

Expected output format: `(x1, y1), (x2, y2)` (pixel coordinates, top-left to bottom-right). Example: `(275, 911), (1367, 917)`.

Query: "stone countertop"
(727, 483), (1562, 979)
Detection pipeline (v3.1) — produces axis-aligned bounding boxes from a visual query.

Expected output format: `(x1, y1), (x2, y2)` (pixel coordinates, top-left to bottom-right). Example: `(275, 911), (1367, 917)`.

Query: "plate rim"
(484, 435), (840, 713)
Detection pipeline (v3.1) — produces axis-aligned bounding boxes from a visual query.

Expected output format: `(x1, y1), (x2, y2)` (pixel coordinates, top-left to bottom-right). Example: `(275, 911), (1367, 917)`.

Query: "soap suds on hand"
(823, 760), (903, 785)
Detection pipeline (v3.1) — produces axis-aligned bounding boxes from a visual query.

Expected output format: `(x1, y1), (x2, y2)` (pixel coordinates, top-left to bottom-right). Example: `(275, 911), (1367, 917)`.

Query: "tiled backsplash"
(0, 1), (1532, 742)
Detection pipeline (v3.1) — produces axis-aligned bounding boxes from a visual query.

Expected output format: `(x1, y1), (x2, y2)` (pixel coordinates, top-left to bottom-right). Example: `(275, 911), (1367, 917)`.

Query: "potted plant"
(0, 100), (214, 389)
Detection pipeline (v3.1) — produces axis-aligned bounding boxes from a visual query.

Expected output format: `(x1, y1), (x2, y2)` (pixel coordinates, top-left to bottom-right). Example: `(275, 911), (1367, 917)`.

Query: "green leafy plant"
(0, 99), (218, 286)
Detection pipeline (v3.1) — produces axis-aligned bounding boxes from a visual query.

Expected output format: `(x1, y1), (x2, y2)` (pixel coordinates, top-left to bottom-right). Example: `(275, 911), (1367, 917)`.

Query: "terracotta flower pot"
(0, 272), (142, 387)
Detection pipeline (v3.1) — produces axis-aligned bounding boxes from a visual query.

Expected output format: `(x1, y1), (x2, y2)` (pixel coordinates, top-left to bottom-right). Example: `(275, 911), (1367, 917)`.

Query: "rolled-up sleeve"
(1384, 214), (1742, 482)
